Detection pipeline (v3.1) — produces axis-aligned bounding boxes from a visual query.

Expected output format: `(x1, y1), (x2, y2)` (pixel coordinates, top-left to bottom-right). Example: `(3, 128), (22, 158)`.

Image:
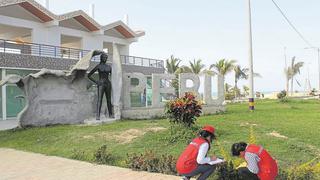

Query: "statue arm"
(92, 50), (104, 57)
(88, 66), (98, 84)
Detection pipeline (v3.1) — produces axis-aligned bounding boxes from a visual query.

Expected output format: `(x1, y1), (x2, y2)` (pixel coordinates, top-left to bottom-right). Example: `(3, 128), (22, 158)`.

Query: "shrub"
(284, 159), (320, 180)
(71, 149), (87, 161)
(94, 144), (114, 164)
(225, 92), (235, 101)
(215, 161), (240, 180)
(277, 90), (288, 103)
(309, 88), (317, 96)
(165, 92), (202, 127)
(126, 150), (177, 175)
(165, 124), (201, 144)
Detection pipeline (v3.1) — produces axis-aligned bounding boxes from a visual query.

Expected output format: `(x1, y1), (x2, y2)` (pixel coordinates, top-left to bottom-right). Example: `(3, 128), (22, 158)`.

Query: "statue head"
(100, 53), (108, 63)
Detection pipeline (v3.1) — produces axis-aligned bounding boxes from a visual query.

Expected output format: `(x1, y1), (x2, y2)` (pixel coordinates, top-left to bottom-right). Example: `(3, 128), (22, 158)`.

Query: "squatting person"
(231, 142), (278, 180)
(176, 125), (218, 180)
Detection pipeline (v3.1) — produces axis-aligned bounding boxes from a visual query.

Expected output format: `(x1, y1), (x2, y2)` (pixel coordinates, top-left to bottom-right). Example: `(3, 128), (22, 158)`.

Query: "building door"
(6, 85), (25, 117)
(1, 69), (37, 120)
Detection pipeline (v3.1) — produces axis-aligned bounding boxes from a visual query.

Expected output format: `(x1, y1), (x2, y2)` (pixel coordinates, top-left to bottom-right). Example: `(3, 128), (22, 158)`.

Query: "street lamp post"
(247, 0), (255, 110)
(317, 48), (320, 92)
(305, 47), (320, 92)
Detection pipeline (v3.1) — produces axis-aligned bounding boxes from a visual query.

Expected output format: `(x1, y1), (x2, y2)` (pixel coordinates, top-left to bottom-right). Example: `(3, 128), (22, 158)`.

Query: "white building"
(0, 0), (146, 55)
(0, 0), (164, 120)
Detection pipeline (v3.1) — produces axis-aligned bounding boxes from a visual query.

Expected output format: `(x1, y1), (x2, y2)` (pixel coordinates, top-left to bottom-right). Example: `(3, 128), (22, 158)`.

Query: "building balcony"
(0, 39), (165, 75)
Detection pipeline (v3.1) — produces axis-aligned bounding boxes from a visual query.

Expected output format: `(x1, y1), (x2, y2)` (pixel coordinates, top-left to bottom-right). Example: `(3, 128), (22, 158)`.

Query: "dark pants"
(181, 164), (215, 180)
(96, 82), (112, 120)
(238, 167), (259, 180)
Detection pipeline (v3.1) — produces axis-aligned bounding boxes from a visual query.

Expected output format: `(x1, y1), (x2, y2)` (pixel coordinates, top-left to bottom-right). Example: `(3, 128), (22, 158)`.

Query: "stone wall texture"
(0, 53), (165, 75)
(18, 71), (95, 127)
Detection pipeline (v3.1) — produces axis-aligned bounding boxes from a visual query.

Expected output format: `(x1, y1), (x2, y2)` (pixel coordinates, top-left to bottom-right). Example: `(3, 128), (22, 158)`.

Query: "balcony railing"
(0, 39), (164, 68)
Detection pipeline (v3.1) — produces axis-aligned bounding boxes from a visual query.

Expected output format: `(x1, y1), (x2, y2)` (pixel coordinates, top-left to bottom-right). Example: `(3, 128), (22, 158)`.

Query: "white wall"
(0, 15), (132, 53)
(118, 44), (129, 56)
(82, 35), (103, 50)
(32, 26), (60, 46)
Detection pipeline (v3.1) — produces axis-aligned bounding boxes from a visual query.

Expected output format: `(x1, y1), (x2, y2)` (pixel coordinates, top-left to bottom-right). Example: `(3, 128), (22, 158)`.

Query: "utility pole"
(284, 47), (288, 92)
(304, 47), (320, 93)
(317, 48), (320, 92)
(247, 0), (255, 110)
(284, 47), (287, 68)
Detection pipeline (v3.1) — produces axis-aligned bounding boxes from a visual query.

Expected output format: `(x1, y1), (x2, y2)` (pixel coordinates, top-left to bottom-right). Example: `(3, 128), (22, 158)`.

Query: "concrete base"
(121, 105), (225, 119)
(84, 116), (118, 125)
(202, 105), (226, 115)
(121, 107), (165, 119)
(0, 119), (18, 131)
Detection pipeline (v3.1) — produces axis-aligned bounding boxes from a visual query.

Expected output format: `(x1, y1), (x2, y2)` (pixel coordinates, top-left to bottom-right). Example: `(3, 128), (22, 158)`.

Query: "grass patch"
(0, 99), (319, 169)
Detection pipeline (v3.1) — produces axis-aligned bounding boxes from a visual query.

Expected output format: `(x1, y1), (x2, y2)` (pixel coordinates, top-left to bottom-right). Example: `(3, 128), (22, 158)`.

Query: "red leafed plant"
(165, 92), (203, 127)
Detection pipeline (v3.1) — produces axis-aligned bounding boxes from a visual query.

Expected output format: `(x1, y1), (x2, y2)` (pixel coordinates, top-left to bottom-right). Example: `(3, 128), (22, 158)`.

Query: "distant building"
(0, 0), (164, 120)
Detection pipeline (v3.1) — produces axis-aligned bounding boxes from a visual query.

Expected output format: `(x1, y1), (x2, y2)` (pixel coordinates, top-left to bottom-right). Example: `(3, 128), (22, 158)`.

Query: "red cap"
(202, 125), (215, 134)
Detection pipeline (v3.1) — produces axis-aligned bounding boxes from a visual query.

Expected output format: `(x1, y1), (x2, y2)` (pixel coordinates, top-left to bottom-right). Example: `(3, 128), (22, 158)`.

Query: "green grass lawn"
(0, 99), (319, 169)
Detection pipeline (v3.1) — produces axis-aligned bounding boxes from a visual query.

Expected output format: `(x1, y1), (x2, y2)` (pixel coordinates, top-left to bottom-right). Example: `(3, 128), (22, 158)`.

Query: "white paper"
(208, 158), (225, 165)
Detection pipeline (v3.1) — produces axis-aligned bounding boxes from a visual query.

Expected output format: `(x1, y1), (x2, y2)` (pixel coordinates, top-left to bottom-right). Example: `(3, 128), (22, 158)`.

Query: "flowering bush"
(165, 92), (203, 127)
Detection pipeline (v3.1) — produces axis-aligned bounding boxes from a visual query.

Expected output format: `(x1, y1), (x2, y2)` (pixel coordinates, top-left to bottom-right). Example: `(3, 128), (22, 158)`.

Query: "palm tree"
(243, 85), (250, 97)
(284, 67), (291, 93)
(165, 55), (181, 74)
(225, 83), (232, 93)
(165, 55), (182, 97)
(210, 59), (236, 77)
(189, 59), (205, 74)
(209, 59), (236, 100)
(234, 65), (248, 98)
(287, 57), (304, 96)
(178, 59), (206, 74)
(233, 65), (262, 99)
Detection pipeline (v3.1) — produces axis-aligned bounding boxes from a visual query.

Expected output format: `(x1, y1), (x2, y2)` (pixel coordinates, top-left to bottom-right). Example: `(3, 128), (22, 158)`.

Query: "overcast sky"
(38, 0), (320, 92)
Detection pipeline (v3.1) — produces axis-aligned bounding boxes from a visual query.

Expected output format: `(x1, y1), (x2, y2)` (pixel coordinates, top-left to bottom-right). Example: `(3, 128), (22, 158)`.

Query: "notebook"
(208, 158), (225, 165)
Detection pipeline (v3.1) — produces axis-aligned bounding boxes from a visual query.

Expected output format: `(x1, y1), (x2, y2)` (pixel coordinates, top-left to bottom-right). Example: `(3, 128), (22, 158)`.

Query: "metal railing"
(0, 39), (164, 68)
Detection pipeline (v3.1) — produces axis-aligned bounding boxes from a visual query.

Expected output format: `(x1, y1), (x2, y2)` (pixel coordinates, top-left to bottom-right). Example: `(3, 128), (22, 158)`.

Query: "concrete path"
(0, 119), (18, 131)
(0, 148), (180, 180)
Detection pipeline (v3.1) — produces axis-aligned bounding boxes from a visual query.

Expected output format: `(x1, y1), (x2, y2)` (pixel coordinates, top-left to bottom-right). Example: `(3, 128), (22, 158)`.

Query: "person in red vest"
(176, 125), (218, 180)
(231, 142), (278, 180)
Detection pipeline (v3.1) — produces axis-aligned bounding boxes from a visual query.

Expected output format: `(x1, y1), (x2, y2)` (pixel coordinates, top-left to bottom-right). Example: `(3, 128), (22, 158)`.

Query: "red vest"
(176, 137), (208, 174)
(245, 144), (278, 180)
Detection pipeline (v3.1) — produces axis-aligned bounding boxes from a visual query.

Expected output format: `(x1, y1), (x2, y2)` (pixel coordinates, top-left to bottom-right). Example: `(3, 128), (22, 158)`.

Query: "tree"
(165, 55), (182, 97)
(243, 85), (249, 97)
(178, 59), (205, 74)
(209, 59), (236, 99)
(165, 55), (181, 74)
(233, 65), (261, 99)
(234, 65), (248, 98)
(284, 67), (291, 93)
(210, 59), (236, 77)
(189, 59), (205, 74)
(286, 57), (304, 96)
(225, 83), (232, 93)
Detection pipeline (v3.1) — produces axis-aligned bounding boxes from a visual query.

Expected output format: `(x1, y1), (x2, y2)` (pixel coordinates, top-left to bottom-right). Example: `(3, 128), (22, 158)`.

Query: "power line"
(271, 0), (313, 47)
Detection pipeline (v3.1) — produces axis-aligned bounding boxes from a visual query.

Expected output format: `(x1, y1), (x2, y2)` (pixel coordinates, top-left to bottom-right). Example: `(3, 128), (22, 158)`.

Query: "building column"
(111, 43), (123, 120)
(1, 69), (6, 120)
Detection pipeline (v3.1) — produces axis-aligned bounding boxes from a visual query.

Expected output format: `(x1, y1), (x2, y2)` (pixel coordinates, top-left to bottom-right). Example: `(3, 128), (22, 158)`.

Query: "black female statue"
(88, 50), (113, 120)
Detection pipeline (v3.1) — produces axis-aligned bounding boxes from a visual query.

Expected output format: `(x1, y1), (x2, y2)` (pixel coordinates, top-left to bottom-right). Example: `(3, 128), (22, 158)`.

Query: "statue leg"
(105, 84), (113, 117)
(96, 85), (104, 120)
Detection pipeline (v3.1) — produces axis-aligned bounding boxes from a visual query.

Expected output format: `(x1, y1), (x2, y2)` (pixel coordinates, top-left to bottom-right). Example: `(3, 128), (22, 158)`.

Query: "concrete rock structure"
(0, 0), (225, 125)
(0, 0), (165, 120)
(121, 73), (225, 119)
(0, 53), (226, 127)
(0, 52), (96, 127)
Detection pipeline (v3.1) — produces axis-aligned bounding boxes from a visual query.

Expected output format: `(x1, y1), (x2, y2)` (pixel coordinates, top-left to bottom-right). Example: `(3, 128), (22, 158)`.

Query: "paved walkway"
(0, 148), (180, 180)
(0, 119), (18, 131)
